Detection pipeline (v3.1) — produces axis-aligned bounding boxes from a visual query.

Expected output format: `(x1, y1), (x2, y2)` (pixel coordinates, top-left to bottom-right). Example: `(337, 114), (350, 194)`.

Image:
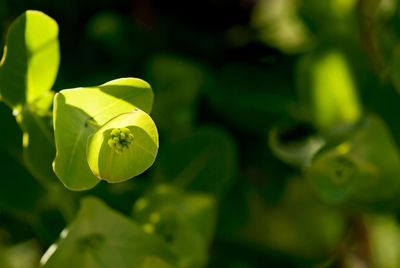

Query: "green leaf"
(306, 115), (400, 205)
(87, 110), (159, 182)
(297, 50), (362, 133)
(0, 10), (59, 108)
(17, 91), (56, 183)
(53, 78), (153, 190)
(154, 127), (237, 196)
(133, 185), (217, 268)
(41, 197), (177, 268)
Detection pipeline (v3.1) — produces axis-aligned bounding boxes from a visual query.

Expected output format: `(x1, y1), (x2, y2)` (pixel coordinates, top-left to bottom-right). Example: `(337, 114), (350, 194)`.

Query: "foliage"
(2, 1), (400, 267)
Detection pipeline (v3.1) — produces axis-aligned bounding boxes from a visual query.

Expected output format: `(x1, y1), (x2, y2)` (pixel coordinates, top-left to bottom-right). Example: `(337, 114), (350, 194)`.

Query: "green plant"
(0, 10), (158, 191)
(8, 1), (400, 267)
(0, 10), (222, 268)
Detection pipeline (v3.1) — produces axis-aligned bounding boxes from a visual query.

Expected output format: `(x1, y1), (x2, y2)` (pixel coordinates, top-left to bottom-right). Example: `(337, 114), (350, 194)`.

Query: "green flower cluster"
(107, 127), (134, 152)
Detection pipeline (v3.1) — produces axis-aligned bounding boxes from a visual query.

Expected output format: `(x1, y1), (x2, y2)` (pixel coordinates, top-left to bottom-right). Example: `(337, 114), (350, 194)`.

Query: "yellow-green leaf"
(53, 78), (153, 190)
(0, 10), (59, 108)
(87, 110), (158, 182)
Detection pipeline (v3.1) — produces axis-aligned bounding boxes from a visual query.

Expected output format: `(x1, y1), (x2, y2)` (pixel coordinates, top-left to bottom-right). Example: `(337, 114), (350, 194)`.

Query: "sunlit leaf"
(87, 110), (158, 182)
(0, 10), (59, 108)
(53, 78), (153, 190)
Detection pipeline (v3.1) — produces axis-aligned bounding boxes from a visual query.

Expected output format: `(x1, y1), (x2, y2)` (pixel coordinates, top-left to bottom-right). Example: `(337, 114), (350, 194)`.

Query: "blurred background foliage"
(1, 0), (400, 267)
